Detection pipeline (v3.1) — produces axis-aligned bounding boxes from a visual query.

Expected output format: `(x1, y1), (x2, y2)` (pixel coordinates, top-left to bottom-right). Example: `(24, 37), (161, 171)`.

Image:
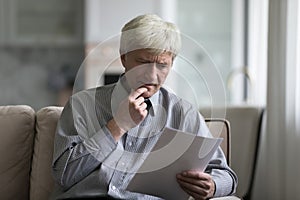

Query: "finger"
(180, 171), (210, 181)
(142, 101), (147, 109)
(177, 180), (208, 199)
(177, 174), (212, 189)
(129, 96), (147, 111)
(134, 96), (145, 106)
(178, 179), (212, 199)
(137, 102), (147, 112)
(177, 175), (210, 190)
(131, 87), (148, 99)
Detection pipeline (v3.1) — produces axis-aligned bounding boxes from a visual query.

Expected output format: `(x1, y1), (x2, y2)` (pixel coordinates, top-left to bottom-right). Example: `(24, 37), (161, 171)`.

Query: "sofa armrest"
(0, 105), (35, 200)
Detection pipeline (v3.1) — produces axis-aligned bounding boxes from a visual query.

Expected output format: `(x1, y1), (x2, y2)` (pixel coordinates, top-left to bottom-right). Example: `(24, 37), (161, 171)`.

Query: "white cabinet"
(4, 0), (83, 46)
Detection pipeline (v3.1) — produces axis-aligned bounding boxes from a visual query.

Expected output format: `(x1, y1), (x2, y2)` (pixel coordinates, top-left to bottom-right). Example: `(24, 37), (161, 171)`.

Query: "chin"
(140, 90), (150, 98)
(144, 90), (158, 98)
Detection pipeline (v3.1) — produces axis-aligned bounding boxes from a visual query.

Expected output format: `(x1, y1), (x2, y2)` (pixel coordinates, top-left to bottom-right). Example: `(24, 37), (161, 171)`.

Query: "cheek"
(158, 69), (171, 82)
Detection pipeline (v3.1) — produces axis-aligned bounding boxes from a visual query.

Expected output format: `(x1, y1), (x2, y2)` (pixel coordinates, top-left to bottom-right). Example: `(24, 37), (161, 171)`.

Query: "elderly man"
(51, 14), (237, 200)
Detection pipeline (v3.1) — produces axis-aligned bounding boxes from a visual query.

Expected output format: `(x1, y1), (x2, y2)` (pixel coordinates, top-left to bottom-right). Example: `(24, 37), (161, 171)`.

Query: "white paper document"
(127, 127), (222, 200)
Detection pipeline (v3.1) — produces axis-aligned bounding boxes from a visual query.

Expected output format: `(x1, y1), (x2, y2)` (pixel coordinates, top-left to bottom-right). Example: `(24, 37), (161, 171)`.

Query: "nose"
(144, 63), (157, 82)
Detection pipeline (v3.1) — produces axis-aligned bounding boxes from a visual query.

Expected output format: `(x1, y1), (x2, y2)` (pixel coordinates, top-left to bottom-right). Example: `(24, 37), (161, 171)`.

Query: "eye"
(157, 63), (169, 68)
(136, 59), (149, 64)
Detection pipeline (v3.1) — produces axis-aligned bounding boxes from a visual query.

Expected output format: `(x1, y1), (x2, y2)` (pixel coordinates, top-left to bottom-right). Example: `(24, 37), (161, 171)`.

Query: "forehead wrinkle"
(141, 54), (172, 65)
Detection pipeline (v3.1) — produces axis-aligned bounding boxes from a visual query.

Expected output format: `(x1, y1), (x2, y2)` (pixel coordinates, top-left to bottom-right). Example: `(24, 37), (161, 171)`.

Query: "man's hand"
(176, 170), (215, 200)
(107, 87), (148, 141)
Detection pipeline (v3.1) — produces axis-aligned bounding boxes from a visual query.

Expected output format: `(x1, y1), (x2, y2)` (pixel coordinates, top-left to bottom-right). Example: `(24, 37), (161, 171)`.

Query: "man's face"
(121, 49), (173, 98)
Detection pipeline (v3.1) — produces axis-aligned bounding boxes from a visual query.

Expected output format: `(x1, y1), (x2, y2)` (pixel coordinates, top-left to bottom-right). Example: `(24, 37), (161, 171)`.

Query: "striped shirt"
(51, 76), (237, 199)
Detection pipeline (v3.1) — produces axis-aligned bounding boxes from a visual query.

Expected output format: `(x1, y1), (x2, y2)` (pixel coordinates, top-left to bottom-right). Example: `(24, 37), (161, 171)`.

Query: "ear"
(120, 54), (127, 68)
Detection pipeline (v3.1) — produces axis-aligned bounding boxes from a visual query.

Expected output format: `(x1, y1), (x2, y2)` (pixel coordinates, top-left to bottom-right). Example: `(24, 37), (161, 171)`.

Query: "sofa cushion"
(0, 105), (35, 200)
(30, 106), (63, 200)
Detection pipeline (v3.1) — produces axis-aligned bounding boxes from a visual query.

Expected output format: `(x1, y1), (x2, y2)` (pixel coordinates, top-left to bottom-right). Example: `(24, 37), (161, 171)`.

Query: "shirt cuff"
(212, 172), (234, 197)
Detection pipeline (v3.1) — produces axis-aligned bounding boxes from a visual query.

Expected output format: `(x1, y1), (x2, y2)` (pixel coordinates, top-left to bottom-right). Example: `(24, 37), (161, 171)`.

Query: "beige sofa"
(0, 105), (62, 200)
(0, 105), (254, 200)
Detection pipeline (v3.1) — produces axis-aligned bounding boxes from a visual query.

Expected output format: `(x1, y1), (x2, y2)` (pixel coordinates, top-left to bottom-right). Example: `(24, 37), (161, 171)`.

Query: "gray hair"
(120, 14), (181, 58)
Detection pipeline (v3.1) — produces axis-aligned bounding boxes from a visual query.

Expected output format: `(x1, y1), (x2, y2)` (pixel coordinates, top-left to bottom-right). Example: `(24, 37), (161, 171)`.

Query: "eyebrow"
(136, 58), (170, 65)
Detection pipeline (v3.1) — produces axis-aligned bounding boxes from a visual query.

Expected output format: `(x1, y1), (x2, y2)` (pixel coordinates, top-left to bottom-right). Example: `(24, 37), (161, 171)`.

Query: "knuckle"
(128, 97), (135, 103)
(138, 108), (145, 115)
(134, 104), (140, 110)
(202, 190), (209, 196)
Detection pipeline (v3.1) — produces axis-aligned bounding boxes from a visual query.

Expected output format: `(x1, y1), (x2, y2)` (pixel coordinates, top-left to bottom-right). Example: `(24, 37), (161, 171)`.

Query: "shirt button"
(111, 185), (116, 190)
(128, 142), (133, 146)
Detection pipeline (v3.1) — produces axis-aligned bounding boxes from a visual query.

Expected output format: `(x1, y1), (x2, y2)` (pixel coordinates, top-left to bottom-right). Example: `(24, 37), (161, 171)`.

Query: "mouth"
(139, 84), (157, 90)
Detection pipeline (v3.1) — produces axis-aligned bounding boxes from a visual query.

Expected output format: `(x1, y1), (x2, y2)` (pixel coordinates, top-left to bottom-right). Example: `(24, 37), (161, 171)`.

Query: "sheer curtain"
(253, 0), (300, 199)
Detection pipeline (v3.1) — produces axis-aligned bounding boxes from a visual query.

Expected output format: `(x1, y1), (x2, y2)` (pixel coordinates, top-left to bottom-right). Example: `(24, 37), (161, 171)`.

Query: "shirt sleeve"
(52, 95), (118, 190)
(181, 104), (238, 197)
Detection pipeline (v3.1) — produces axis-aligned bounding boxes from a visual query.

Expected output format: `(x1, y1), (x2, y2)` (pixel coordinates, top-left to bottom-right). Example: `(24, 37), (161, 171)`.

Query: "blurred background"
(0, 0), (267, 110)
(0, 0), (84, 109)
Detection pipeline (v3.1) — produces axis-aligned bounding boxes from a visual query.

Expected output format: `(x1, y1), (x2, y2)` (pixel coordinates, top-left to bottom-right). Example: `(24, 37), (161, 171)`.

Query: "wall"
(0, 46), (84, 110)
(0, 0), (84, 110)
